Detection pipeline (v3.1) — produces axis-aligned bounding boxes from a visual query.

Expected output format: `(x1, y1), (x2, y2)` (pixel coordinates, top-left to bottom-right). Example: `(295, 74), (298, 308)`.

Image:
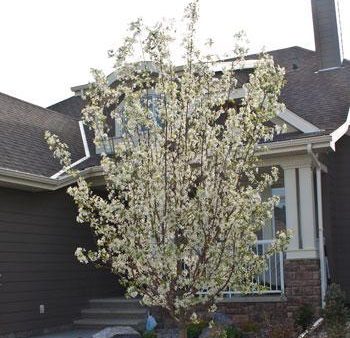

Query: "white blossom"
(75, 247), (88, 264)
(46, 1), (290, 334)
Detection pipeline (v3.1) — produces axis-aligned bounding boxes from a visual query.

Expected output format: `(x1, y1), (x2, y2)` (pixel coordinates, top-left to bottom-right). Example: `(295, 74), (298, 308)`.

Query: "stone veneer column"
(281, 158), (322, 315)
(284, 259), (321, 318)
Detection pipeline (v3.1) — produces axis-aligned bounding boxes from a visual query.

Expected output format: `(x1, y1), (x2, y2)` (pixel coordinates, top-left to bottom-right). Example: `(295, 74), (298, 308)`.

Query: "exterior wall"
(324, 135), (350, 302)
(154, 259), (321, 334)
(284, 259), (321, 317)
(216, 260), (320, 328)
(0, 187), (120, 337)
(170, 154), (323, 333)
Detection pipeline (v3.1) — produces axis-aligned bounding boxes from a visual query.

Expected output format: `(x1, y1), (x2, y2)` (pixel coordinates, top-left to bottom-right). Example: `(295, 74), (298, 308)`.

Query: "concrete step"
(74, 318), (145, 330)
(88, 298), (143, 310)
(75, 297), (147, 331)
(81, 308), (147, 320)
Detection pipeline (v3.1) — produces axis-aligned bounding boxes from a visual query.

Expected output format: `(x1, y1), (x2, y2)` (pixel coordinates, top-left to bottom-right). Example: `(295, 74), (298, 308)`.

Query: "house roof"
(47, 95), (86, 120)
(0, 46), (349, 180)
(46, 46), (350, 173)
(0, 92), (86, 177)
(236, 46), (349, 133)
(269, 47), (350, 132)
(47, 95), (99, 170)
(56, 47), (350, 135)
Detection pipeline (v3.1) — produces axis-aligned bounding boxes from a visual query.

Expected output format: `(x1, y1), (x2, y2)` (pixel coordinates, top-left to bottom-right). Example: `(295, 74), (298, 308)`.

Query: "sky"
(0, 0), (349, 107)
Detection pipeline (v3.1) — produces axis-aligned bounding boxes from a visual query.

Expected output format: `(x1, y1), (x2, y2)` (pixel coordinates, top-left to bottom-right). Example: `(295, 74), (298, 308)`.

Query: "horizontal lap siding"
(326, 136), (350, 302)
(0, 187), (120, 335)
(322, 151), (337, 281)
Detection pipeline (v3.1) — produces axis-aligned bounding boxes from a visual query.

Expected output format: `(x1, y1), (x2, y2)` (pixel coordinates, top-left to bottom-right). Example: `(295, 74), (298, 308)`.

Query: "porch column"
(266, 156), (322, 312)
(298, 165), (318, 258)
(283, 164), (318, 259)
(284, 167), (301, 258)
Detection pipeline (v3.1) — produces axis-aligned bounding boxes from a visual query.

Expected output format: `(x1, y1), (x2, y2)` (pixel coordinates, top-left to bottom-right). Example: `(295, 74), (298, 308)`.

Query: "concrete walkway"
(30, 329), (99, 338)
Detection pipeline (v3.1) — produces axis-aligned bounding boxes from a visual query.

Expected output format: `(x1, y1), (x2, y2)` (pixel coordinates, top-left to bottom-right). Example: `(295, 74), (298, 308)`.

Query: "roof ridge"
(47, 95), (77, 109)
(0, 91), (79, 121)
(259, 45), (316, 55)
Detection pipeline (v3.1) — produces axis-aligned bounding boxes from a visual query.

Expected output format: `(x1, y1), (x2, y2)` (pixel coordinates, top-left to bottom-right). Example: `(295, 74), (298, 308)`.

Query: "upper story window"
(97, 91), (162, 154)
(140, 92), (161, 125)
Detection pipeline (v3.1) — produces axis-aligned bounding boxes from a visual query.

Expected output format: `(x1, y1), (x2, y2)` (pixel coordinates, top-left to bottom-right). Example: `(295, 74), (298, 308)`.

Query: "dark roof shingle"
(0, 92), (85, 177)
(268, 47), (350, 132)
(46, 46), (350, 174)
(47, 95), (86, 120)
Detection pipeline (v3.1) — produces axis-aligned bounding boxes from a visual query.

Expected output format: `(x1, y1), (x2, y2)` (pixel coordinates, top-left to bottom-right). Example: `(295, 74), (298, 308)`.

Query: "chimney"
(311, 0), (344, 71)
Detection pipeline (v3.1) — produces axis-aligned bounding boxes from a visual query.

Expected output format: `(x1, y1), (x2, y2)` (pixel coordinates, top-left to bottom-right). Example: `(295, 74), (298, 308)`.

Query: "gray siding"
(325, 135), (350, 301)
(0, 187), (120, 336)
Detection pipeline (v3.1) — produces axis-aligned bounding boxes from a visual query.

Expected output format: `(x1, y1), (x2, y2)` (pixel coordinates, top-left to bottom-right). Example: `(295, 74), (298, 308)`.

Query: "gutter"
(0, 166), (103, 191)
(0, 134), (334, 191)
(260, 135), (332, 156)
(50, 121), (91, 179)
(307, 143), (327, 308)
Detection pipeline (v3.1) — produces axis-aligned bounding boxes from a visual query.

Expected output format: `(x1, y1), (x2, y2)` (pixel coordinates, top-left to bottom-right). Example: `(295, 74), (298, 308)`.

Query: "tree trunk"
(179, 326), (187, 338)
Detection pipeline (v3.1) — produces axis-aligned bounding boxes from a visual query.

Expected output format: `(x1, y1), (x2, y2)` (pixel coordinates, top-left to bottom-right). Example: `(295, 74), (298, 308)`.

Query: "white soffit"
(277, 108), (321, 133)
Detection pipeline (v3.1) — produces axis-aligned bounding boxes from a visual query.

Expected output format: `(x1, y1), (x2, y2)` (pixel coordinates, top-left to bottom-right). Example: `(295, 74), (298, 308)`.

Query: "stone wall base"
(153, 259), (322, 336)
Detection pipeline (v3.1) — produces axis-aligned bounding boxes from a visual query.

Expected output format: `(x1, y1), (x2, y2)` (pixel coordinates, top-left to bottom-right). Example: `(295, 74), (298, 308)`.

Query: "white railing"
(198, 239), (285, 298)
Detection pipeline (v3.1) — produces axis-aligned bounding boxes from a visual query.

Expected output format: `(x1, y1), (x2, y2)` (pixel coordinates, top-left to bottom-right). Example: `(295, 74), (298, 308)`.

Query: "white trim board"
(330, 108), (350, 150)
(50, 121), (91, 179)
(277, 109), (321, 133)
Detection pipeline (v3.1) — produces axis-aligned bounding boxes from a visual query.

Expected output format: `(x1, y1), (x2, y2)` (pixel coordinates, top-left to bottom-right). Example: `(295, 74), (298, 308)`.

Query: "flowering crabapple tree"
(46, 1), (290, 337)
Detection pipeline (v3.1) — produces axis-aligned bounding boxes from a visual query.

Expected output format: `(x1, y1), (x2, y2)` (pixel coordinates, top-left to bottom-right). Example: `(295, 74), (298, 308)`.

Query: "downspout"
(307, 143), (327, 308)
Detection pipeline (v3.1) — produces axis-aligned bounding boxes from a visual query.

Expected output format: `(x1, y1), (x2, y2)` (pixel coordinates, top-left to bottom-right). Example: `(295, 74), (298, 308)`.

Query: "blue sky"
(0, 0), (349, 107)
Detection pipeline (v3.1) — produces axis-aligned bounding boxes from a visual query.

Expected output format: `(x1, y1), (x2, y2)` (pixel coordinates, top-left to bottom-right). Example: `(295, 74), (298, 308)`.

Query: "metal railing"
(198, 239), (285, 298)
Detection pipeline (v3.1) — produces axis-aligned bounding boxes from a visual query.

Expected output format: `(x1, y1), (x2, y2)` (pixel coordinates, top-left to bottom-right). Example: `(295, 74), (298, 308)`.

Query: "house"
(0, 0), (349, 336)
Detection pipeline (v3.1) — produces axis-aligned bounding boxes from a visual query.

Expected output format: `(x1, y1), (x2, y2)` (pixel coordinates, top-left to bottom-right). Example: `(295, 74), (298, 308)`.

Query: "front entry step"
(89, 298), (144, 309)
(74, 298), (147, 331)
(74, 318), (144, 328)
(81, 308), (147, 319)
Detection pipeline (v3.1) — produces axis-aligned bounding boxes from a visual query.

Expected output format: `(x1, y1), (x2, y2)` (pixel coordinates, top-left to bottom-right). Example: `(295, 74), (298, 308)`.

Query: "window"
(258, 167), (286, 240)
(272, 186), (286, 234)
(140, 91), (163, 128)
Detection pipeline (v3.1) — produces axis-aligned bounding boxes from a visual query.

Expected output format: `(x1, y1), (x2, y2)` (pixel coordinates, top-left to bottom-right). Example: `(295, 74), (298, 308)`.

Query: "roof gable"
(268, 47), (350, 132)
(0, 92), (86, 177)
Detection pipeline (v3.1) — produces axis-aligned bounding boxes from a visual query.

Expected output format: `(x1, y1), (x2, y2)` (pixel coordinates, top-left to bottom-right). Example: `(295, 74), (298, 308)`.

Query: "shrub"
(268, 325), (294, 338)
(323, 283), (349, 338)
(294, 303), (315, 331)
(187, 321), (207, 338)
(221, 325), (242, 338)
(241, 320), (259, 333)
(142, 331), (157, 338)
(262, 312), (294, 338)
